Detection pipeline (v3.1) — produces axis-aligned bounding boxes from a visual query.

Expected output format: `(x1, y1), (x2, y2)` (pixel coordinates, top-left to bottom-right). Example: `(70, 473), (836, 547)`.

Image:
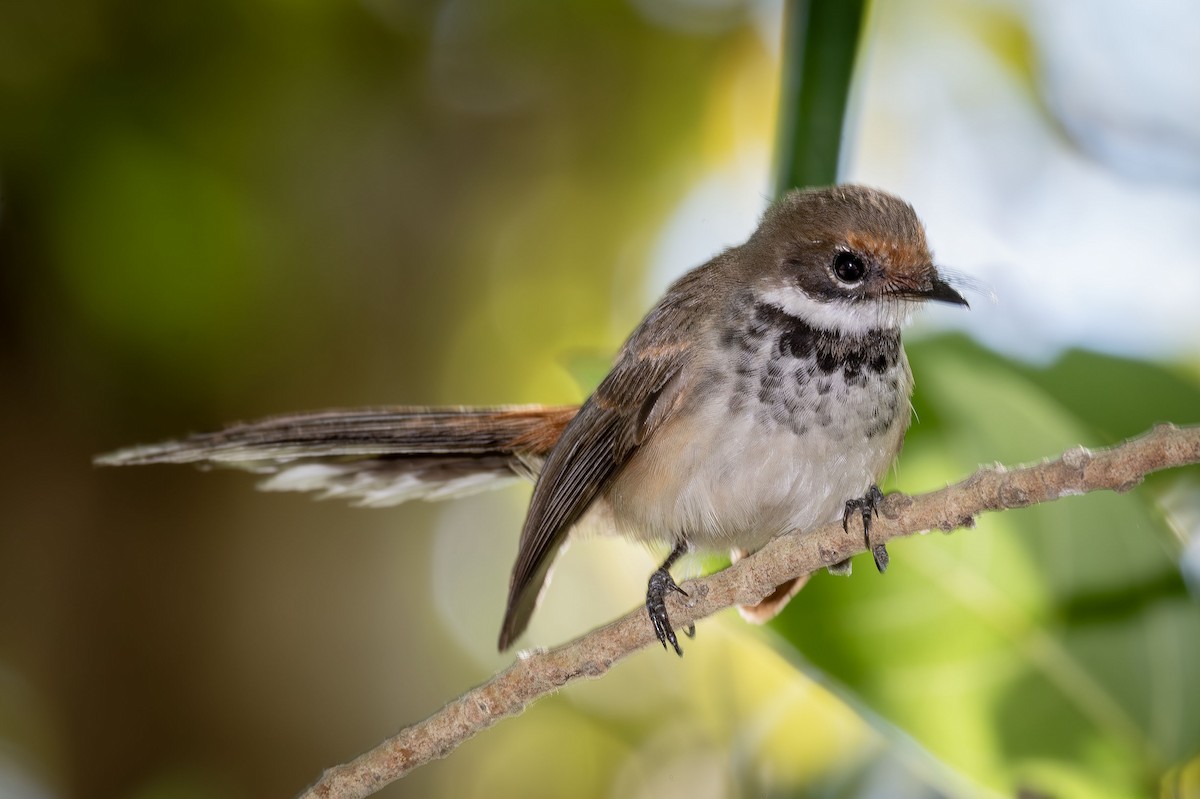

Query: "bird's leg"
(647, 540), (693, 656)
(843, 484), (888, 573)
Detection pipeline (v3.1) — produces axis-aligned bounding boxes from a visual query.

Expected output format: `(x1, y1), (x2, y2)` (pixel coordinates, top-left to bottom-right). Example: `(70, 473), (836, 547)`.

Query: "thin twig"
(299, 423), (1200, 799)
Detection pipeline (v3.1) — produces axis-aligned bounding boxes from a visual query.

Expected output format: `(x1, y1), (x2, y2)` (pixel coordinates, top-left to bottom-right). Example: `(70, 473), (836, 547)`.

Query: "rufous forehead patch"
(844, 230), (931, 279)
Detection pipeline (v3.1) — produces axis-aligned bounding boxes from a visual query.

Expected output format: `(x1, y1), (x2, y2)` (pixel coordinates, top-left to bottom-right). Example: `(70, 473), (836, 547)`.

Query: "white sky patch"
(850, 0), (1200, 360)
(647, 0), (1200, 363)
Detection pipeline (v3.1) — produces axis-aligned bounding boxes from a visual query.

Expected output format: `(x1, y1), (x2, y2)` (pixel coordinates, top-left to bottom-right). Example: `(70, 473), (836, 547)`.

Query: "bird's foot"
(843, 484), (888, 573)
(646, 568), (691, 656)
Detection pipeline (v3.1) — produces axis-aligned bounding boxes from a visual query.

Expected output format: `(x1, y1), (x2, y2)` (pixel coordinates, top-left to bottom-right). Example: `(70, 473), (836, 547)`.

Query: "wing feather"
(497, 264), (716, 649)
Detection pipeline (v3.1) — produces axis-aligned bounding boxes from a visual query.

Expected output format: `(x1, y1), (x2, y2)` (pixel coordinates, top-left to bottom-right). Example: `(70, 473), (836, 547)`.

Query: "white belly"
(603, 352), (911, 553)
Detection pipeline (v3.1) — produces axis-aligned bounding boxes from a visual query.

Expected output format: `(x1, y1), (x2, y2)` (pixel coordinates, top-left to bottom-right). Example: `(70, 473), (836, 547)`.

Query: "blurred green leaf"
(1014, 348), (1200, 440)
(771, 336), (1200, 798)
(774, 0), (868, 193)
(52, 122), (268, 368)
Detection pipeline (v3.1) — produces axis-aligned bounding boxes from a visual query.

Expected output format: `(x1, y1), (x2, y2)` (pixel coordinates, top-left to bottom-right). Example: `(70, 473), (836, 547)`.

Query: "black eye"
(832, 251), (866, 284)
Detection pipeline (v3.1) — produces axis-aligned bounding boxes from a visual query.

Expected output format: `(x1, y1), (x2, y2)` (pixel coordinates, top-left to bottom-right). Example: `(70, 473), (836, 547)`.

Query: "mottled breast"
(606, 295), (913, 552)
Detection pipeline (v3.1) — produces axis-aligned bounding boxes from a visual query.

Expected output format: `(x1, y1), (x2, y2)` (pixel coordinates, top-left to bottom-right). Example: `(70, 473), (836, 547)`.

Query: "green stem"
(773, 0), (869, 196)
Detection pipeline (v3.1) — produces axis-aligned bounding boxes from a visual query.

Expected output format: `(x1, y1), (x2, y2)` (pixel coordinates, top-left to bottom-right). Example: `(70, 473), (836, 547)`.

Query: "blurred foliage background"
(1, 1), (1198, 798)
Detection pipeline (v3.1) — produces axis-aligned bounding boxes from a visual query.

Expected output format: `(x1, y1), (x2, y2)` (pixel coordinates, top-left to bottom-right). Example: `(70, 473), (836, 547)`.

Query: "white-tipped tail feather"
(258, 458), (526, 507)
(96, 405), (576, 507)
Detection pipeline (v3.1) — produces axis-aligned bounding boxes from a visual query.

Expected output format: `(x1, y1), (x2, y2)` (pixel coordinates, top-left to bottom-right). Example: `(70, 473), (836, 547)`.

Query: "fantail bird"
(96, 184), (968, 655)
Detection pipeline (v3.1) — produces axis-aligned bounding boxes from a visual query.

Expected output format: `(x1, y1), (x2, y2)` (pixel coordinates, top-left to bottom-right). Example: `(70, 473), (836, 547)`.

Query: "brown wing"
(496, 267), (715, 650)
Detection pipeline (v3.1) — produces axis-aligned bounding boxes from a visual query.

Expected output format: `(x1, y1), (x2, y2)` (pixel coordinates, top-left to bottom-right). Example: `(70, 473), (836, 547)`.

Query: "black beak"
(919, 277), (969, 308)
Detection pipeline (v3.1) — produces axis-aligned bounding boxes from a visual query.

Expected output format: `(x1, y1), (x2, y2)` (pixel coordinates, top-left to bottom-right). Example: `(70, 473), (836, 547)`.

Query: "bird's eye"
(832, 251), (866, 285)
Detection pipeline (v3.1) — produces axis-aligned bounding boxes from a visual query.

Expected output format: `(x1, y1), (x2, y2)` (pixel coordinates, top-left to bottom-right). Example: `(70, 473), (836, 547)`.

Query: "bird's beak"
(919, 276), (969, 308)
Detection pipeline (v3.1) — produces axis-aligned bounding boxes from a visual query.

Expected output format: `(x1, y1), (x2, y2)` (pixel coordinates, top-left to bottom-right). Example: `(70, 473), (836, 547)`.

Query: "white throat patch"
(759, 286), (915, 335)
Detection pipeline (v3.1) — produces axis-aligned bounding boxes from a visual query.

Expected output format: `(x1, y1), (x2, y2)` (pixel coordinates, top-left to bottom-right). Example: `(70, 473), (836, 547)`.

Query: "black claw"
(872, 544), (890, 573)
(647, 542), (693, 656)
(647, 567), (688, 656)
(844, 484), (888, 573)
(647, 569), (682, 655)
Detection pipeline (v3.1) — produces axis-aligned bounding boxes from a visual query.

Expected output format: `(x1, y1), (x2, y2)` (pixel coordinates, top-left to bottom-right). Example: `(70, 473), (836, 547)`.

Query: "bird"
(96, 184), (968, 656)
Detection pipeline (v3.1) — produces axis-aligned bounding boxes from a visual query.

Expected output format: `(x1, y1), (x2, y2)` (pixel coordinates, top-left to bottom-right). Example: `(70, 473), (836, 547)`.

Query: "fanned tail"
(95, 405), (578, 507)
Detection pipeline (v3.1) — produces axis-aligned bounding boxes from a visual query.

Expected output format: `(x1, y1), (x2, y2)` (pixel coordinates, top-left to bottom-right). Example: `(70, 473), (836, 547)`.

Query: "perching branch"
(299, 423), (1200, 799)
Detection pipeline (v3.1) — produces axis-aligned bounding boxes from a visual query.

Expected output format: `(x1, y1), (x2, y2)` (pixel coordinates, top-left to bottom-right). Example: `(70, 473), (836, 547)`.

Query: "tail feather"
(95, 405), (577, 506)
